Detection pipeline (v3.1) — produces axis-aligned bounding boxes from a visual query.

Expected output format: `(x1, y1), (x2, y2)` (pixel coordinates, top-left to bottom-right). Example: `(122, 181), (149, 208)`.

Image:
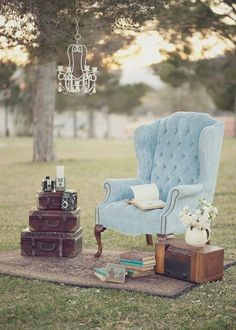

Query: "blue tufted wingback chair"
(94, 112), (224, 257)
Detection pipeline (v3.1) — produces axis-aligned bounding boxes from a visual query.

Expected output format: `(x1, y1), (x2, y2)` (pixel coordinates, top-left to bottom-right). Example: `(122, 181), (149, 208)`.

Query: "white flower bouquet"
(180, 199), (218, 231)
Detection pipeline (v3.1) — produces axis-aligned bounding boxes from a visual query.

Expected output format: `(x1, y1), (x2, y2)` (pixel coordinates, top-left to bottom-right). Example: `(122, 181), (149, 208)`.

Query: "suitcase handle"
(46, 220), (60, 227)
(38, 242), (57, 251)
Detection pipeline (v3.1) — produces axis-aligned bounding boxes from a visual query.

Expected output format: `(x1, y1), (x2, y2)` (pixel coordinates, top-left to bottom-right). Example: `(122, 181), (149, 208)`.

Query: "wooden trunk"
(21, 227), (83, 258)
(29, 208), (80, 232)
(155, 239), (224, 283)
(37, 191), (77, 211)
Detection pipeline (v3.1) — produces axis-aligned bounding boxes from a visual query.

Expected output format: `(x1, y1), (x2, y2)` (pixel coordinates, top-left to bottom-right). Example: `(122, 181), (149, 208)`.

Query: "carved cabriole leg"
(206, 229), (210, 245)
(146, 234), (153, 246)
(94, 225), (106, 258)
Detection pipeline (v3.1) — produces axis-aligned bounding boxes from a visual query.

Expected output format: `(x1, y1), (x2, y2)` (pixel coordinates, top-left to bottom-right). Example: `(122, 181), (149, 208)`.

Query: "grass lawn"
(0, 137), (235, 330)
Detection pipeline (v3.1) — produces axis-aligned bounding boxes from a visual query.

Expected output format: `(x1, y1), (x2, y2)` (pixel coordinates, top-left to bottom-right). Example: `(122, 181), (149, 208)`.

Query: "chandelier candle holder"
(57, 19), (97, 96)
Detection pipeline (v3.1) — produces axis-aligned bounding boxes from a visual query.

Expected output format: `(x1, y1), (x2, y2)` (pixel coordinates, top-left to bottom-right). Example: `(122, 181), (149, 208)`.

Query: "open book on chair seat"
(128, 183), (165, 210)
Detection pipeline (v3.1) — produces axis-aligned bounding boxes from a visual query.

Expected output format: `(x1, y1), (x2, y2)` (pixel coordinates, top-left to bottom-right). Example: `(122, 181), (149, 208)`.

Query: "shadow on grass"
(215, 192), (236, 196)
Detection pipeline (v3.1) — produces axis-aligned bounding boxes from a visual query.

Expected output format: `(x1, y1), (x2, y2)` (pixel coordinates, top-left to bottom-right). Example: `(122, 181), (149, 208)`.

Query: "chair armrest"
(98, 178), (142, 207)
(159, 184), (204, 234)
(162, 184), (204, 216)
(170, 184), (203, 199)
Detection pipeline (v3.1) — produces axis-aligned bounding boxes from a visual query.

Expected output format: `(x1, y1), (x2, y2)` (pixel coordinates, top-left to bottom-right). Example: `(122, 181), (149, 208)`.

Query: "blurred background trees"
(0, 0), (235, 161)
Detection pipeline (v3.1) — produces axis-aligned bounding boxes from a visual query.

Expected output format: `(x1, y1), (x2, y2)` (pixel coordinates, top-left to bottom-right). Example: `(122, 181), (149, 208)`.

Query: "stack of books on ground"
(94, 263), (126, 284)
(119, 251), (156, 278)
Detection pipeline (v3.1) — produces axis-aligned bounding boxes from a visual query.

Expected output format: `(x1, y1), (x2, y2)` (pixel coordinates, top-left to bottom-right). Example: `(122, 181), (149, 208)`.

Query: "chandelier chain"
(75, 0), (81, 41)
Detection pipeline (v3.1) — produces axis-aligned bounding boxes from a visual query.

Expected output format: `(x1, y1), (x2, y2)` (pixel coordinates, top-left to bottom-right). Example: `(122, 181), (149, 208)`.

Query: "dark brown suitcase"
(21, 227), (83, 258)
(29, 208), (80, 232)
(37, 190), (77, 211)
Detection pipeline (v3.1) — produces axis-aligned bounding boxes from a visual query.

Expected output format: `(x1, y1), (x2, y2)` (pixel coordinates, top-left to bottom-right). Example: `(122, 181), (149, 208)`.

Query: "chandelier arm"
(80, 45), (87, 72)
(67, 44), (75, 71)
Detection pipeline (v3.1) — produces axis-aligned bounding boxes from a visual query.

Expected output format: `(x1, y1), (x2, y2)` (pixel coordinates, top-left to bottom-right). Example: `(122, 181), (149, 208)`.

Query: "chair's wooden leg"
(146, 234), (153, 246)
(94, 225), (106, 258)
(157, 233), (174, 241)
(206, 229), (210, 245)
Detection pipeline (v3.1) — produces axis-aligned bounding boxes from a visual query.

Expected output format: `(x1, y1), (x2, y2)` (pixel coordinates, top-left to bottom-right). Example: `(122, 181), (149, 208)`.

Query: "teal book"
(127, 269), (154, 277)
(120, 259), (144, 266)
(95, 267), (107, 276)
(120, 259), (155, 267)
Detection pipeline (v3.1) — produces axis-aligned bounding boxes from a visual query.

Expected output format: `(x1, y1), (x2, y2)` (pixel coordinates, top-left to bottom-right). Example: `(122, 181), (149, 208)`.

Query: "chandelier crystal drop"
(57, 18), (97, 96)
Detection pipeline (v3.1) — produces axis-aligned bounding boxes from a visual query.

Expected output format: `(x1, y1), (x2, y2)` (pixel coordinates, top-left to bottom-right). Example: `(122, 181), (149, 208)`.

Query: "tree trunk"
(234, 87), (236, 138)
(103, 105), (109, 139)
(88, 109), (95, 138)
(33, 61), (56, 162)
(5, 106), (9, 137)
(72, 109), (78, 138)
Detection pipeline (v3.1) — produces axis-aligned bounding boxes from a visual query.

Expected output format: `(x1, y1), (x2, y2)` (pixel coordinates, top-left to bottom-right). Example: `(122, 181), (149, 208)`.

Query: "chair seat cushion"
(99, 200), (163, 235)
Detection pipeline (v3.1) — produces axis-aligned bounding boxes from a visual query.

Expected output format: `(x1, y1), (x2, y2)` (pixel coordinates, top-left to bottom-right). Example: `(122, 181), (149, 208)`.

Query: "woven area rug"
(0, 249), (235, 298)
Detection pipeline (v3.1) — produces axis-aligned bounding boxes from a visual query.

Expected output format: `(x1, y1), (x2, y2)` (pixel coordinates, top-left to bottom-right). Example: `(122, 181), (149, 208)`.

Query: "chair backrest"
(134, 112), (224, 201)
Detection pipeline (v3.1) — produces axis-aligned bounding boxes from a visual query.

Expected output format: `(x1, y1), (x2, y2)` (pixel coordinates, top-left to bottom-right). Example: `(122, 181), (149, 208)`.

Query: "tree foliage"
(1, 0), (234, 61)
(0, 62), (20, 108)
(156, 0), (235, 48)
(0, 0), (165, 63)
(152, 0), (236, 112)
(1, 0), (235, 114)
(154, 51), (236, 111)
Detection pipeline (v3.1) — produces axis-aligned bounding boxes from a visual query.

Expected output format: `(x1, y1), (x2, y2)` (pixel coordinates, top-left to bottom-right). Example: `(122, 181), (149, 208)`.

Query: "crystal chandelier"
(57, 8), (97, 96)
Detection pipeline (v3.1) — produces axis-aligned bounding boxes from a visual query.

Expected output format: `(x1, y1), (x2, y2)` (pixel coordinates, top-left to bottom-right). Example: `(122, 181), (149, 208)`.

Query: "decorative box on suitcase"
(21, 227), (83, 258)
(37, 190), (77, 211)
(29, 208), (80, 232)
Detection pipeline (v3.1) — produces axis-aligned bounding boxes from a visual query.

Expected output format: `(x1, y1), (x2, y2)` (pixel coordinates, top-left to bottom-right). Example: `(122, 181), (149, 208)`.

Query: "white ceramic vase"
(185, 227), (209, 248)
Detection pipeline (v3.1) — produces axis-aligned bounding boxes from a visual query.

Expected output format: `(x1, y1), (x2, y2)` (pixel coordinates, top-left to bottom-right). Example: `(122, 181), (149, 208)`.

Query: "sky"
(113, 29), (234, 89)
(120, 66), (165, 89)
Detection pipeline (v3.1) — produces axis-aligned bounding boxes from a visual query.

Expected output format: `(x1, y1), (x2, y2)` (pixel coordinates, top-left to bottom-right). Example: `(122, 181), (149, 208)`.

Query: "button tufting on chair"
(178, 142), (181, 146)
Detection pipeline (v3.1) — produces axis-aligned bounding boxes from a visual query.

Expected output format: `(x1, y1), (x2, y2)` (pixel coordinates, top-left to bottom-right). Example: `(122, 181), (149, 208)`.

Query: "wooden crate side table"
(155, 239), (224, 283)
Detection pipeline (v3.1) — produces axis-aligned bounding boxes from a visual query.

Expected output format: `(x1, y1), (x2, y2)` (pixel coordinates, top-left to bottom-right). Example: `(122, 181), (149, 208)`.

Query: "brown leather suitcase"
(29, 208), (80, 232)
(37, 190), (77, 211)
(21, 227), (83, 257)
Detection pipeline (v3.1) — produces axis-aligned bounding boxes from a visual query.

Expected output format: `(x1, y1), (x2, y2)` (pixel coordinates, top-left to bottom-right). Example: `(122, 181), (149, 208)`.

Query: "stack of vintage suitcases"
(21, 166), (83, 258)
